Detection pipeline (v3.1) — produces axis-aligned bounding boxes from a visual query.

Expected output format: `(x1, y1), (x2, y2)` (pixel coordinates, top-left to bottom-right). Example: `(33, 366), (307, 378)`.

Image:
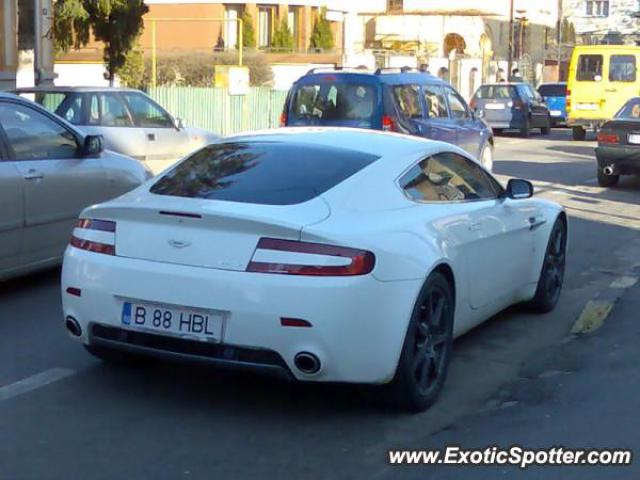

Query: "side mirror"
(506, 178), (534, 199)
(81, 135), (103, 157)
(174, 117), (185, 130)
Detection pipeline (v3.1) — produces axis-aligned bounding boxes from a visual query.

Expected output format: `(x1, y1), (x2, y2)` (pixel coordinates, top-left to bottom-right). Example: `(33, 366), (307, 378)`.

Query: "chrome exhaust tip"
(65, 316), (82, 337)
(294, 352), (321, 374)
(603, 165), (615, 175)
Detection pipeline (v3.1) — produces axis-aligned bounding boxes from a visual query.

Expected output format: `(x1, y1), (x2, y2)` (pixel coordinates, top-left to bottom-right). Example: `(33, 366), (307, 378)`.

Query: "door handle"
(529, 216), (546, 230)
(604, 89), (617, 93)
(147, 133), (157, 141)
(23, 169), (44, 181)
(469, 222), (482, 232)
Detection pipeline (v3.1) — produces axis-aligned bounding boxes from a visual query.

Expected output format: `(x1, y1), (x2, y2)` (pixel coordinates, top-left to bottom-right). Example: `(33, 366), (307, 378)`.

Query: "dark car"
(537, 82), (567, 126)
(281, 68), (495, 171)
(471, 83), (551, 137)
(595, 97), (640, 187)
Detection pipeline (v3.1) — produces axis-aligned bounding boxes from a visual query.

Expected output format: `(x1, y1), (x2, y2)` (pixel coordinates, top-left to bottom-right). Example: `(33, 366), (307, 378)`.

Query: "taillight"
(279, 111), (287, 127)
(382, 115), (397, 132)
(597, 132), (619, 144)
(247, 238), (375, 276)
(70, 218), (116, 255)
(566, 89), (571, 110)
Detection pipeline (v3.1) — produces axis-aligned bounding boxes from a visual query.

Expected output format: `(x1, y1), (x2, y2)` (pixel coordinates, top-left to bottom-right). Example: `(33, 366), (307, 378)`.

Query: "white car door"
(0, 155), (24, 273)
(0, 101), (110, 263)
(120, 91), (191, 174)
(400, 151), (533, 311)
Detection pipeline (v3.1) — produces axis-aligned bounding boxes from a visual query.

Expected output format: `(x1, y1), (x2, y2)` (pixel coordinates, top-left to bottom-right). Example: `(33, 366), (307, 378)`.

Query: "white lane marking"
(0, 368), (75, 401)
(610, 276), (639, 289)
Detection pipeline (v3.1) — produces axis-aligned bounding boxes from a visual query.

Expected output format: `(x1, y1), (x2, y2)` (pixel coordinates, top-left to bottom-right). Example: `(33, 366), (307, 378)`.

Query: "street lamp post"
(507, 0), (514, 80)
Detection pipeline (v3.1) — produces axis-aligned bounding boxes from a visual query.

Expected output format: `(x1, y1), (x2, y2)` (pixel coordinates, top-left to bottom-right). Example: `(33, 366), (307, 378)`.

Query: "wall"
(564, 0), (640, 44)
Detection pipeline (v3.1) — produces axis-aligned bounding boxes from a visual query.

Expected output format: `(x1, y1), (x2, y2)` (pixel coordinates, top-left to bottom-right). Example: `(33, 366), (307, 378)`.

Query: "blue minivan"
(281, 69), (495, 171)
(537, 82), (567, 126)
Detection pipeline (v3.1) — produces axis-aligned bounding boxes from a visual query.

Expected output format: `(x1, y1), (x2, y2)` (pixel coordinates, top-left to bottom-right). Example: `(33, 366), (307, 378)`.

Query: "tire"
(480, 143), (494, 172)
(541, 124), (551, 135)
(383, 272), (455, 412)
(526, 217), (567, 314)
(520, 118), (531, 138)
(84, 344), (149, 365)
(572, 126), (586, 141)
(597, 168), (620, 187)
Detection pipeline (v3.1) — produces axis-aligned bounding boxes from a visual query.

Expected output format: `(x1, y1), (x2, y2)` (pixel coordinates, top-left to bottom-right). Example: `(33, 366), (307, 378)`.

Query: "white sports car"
(61, 129), (567, 411)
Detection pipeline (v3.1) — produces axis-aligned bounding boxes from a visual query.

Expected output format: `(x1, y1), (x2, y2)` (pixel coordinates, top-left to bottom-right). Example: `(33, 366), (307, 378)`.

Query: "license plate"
(628, 134), (640, 144)
(550, 110), (562, 116)
(121, 301), (224, 342)
(485, 103), (505, 110)
(577, 103), (598, 110)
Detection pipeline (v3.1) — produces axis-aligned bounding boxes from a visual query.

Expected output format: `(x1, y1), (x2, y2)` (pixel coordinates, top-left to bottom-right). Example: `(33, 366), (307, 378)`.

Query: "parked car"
(0, 93), (150, 281)
(567, 45), (640, 140)
(62, 128), (567, 412)
(595, 97), (640, 187)
(537, 82), (567, 126)
(281, 69), (495, 171)
(471, 83), (551, 137)
(12, 87), (220, 174)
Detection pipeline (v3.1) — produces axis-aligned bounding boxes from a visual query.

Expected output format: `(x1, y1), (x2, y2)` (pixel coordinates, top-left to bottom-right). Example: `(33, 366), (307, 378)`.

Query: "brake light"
(597, 132), (619, 144)
(566, 90), (571, 110)
(247, 238), (375, 276)
(70, 218), (116, 255)
(279, 111), (287, 127)
(382, 115), (397, 132)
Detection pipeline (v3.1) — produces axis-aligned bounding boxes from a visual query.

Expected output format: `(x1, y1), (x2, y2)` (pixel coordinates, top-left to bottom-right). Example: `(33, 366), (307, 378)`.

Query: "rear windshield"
(474, 85), (517, 99)
(576, 54), (603, 81)
(609, 55), (636, 82)
(615, 98), (640, 119)
(150, 142), (379, 205)
(288, 80), (378, 126)
(537, 84), (567, 97)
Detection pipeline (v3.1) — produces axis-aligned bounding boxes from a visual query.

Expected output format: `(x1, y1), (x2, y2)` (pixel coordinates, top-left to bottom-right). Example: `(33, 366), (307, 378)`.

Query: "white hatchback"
(61, 128), (567, 411)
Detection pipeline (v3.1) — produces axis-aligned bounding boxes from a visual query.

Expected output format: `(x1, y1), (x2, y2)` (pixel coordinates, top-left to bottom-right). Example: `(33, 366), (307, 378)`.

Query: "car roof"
(538, 82), (567, 86)
(224, 127), (455, 160)
(298, 71), (449, 86)
(478, 83), (526, 87)
(12, 86), (143, 93)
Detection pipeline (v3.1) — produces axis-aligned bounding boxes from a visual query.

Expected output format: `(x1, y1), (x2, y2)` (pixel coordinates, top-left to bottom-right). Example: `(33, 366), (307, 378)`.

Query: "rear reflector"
(65, 287), (82, 297)
(280, 318), (312, 328)
(597, 132), (619, 144)
(247, 238), (375, 276)
(70, 218), (116, 256)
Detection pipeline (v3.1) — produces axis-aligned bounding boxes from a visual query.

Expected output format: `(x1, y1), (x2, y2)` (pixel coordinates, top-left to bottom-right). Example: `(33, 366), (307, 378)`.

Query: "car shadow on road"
(545, 144), (598, 158)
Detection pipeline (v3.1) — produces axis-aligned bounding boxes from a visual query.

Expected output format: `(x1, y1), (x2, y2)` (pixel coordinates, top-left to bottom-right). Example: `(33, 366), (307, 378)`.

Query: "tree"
(271, 17), (294, 52)
(309, 9), (334, 51)
(241, 10), (256, 49)
(52, 0), (149, 85)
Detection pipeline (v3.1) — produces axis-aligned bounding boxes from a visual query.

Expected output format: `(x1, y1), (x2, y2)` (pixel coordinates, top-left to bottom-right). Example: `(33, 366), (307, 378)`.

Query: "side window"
(121, 92), (174, 128)
(444, 88), (470, 120)
(56, 95), (83, 125)
(0, 102), (78, 161)
(393, 85), (423, 118)
(35, 92), (67, 113)
(576, 54), (603, 81)
(423, 85), (448, 118)
(400, 152), (499, 202)
(86, 94), (134, 127)
(609, 55), (636, 82)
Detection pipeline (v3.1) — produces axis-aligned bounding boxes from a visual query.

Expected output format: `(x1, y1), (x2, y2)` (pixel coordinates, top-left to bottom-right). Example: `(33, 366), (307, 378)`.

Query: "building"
(563, 0), (640, 45)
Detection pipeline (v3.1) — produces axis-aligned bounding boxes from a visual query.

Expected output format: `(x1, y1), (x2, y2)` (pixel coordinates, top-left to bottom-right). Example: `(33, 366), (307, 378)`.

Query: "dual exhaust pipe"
(294, 352), (321, 375)
(65, 316), (82, 337)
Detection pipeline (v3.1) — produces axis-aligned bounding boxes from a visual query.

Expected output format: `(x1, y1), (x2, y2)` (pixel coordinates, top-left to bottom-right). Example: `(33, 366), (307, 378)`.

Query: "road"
(1, 129), (639, 480)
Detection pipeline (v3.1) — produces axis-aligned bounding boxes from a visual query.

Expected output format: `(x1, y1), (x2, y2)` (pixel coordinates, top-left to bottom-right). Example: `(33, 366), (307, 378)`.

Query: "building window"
(258, 6), (274, 48)
(387, 0), (403, 12)
(586, 0), (609, 16)
(224, 5), (241, 50)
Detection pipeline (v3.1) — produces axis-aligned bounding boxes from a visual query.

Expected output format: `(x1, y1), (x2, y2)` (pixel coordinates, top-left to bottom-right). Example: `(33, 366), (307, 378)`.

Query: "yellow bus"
(567, 45), (640, 140)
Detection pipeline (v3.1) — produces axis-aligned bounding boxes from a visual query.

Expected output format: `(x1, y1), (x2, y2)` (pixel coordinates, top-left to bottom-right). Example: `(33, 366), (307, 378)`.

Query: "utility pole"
(507, 0), (514, 80)
(557, 0), (563, 81)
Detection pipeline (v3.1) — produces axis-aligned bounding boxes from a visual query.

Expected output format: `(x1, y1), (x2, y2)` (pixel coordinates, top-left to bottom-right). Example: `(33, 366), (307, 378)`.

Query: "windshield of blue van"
(289, 81), (377, 126)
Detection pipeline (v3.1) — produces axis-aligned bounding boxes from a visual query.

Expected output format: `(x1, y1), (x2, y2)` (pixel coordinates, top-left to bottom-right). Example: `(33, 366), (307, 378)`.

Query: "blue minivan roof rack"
(305, 65), (370, 75)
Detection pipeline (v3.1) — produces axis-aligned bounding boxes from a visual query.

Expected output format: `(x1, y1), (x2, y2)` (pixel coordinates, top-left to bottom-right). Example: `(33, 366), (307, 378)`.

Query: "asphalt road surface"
(1, 129), (639, 480)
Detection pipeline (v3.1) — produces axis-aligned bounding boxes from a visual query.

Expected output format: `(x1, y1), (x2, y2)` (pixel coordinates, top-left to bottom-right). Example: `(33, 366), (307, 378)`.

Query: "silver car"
(13, 87), (220, 174)
(0, 93), (149, 281)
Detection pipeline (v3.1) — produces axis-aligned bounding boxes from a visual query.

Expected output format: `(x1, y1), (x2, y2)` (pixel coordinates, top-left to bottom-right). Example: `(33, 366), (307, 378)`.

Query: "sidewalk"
(395, 283), (640, 479)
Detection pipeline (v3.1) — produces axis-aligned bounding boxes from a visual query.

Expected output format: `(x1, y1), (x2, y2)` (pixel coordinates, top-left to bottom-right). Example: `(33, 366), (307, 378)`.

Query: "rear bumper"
(62, 247), (422, 384)
(567, 118), (606, 129)
(596, 145), (640, 174)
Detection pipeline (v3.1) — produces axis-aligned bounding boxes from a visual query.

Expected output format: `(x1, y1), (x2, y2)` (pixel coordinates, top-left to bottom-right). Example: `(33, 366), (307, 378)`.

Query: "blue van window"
(423, 85), (448, 118)
(290, 81), (376, 124)
(392, 85), (423, 118)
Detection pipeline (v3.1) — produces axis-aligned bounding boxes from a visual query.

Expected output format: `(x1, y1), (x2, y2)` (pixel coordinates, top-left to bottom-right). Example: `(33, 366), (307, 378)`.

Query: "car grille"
(91, 324), (290, 372)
